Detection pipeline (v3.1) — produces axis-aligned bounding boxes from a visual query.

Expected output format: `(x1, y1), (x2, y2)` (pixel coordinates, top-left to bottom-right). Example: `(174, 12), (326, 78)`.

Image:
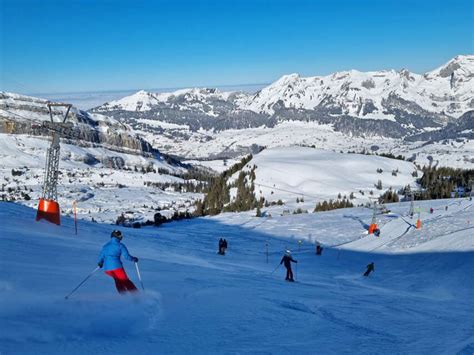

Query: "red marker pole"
(73, 201), (78, 236)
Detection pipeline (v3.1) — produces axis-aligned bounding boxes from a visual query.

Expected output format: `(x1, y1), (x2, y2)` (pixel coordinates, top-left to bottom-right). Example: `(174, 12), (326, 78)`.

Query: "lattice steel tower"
(368, 197), (378, 235)
(36, 103), (72, 225)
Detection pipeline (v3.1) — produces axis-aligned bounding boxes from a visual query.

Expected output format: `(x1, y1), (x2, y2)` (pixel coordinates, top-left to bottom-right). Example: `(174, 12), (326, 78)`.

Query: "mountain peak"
(274, 73), (301, 85)
(427, 54), (474, 78)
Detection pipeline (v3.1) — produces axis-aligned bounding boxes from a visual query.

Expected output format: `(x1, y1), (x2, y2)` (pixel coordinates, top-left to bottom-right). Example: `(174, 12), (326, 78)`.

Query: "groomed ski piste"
(1, 198), (473, 354)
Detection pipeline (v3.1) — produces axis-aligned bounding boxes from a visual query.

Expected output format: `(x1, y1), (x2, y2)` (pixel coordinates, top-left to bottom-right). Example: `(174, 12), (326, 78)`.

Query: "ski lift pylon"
(36, 102), (72, 225)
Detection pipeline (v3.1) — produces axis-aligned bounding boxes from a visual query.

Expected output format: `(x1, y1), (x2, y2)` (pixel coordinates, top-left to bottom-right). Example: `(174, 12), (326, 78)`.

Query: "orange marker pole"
(416, 219), (421, 229)
(416, 211), (421, 230)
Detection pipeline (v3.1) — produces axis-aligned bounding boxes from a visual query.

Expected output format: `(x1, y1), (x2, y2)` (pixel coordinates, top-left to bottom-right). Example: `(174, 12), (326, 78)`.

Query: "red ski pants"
(105, 268), (138, 293)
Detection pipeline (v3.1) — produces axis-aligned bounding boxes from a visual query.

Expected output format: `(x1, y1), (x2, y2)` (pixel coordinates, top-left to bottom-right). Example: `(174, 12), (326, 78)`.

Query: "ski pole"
(270, 263), (280, 275)
(65, 266), (100, 300)
(135, 262), (145, 291)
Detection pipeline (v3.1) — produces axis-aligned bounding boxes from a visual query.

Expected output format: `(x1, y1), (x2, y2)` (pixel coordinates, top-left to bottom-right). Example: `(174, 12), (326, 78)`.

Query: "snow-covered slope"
(236, 146), (418, 208)
(1, 197), (472, 354)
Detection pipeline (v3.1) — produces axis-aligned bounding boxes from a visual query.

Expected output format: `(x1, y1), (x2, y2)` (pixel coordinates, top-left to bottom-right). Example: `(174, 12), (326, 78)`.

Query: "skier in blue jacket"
(98, 230), (139, 293)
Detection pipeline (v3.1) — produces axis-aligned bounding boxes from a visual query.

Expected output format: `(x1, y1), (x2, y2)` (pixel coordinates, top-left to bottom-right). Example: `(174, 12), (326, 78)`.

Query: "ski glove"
(132, 257), (139, 263)
(98, 261), (104, 268)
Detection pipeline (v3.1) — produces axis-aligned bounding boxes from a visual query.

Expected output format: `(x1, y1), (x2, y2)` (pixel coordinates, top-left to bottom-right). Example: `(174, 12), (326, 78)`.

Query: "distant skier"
(218, 238), (225, 255)
(280, 250), (297, 282)
(316, 243), (323, 255)
(363, 262), (375, 277)
(98, 230), (139, 294)
(445, 206), (448, 211)
(430, 207), (434, 214)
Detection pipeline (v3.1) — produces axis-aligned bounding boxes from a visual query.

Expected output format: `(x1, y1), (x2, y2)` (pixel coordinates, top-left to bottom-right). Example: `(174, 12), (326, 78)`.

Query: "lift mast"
(36, 103), (72, 225)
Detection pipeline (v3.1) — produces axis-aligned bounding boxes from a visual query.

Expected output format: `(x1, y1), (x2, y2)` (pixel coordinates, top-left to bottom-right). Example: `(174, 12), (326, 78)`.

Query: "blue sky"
(0, 0), (472, 94)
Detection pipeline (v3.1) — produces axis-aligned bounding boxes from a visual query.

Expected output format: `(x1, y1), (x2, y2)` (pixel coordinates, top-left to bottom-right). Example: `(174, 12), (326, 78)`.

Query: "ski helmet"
(111, 230), (123, 240)
(285, 249), (291, 256)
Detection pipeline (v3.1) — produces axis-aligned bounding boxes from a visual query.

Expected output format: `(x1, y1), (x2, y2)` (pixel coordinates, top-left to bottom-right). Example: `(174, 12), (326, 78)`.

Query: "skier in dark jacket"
(98, 230), (138, 293)
(316, 243), (323, 255)
(363, 262), (375, 277)
(280, 250), (297, 281)
(218, 238), (224, 255)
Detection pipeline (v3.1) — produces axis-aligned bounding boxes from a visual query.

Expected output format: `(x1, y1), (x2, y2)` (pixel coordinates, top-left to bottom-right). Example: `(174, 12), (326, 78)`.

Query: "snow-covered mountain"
(0, 92), (154, 156)
(93, 55), (473, 134)
(238, 55), (474, 119)
(94, 87), (269, 133)
(97, 88), (244, 115)
(90, 55), (474, 163)
(3, 54), (474, 169)
(96, 55), (474, 121)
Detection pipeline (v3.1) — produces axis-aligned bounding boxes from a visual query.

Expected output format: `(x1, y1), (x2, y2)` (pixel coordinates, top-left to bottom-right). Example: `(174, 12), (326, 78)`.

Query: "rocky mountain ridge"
(92, 55), (474, 140)
(0, 92), (154, 156)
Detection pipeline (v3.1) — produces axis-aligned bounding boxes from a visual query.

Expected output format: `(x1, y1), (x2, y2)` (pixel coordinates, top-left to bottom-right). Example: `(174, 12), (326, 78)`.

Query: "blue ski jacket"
(98, 238), (135, 271)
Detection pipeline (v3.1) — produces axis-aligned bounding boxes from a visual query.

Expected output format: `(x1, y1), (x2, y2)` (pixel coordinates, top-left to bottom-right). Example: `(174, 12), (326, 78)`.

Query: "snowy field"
(238, 146), (418, 208)
(0, 197), (473, 354)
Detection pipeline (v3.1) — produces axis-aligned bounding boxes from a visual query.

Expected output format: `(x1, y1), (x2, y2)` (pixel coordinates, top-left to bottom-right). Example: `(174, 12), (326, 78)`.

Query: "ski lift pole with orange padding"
(36, 198), (60, 225)
(368, 223), (378, 234)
